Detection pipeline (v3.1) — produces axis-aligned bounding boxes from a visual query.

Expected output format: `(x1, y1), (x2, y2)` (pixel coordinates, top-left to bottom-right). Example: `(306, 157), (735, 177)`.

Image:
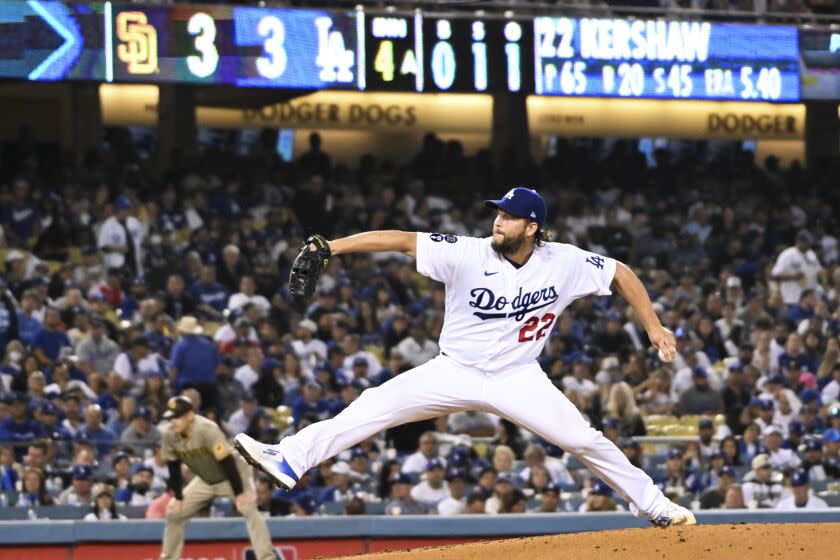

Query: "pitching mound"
(341, 522), (838, 559)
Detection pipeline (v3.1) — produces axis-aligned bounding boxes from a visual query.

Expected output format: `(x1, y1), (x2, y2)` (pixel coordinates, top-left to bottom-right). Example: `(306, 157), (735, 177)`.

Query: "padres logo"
(116, 11), (158, 74)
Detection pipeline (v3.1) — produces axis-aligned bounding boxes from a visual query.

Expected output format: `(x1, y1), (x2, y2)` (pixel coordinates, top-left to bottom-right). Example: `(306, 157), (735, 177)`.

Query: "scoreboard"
(534, 19), (800, 101)
(0, 0), (803, 100)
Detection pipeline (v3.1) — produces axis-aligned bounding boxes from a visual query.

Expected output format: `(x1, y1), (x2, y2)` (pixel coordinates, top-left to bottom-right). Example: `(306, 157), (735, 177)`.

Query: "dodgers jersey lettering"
(416, 233), (616, 370)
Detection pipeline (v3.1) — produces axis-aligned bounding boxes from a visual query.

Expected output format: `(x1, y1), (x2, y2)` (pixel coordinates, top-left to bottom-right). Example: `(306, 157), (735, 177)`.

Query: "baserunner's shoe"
(650, 501), (697, 527)
(233, 433), (299, 491)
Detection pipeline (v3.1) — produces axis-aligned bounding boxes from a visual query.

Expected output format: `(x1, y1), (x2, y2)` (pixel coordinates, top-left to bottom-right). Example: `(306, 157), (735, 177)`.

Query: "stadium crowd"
(1, 127), (840, 519)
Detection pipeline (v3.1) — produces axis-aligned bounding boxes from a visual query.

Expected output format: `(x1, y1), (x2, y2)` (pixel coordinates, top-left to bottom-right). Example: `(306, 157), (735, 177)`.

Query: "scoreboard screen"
(109, 4), (361, 89)
(0, 0), (803, 101)
(533, 18), (800, 101)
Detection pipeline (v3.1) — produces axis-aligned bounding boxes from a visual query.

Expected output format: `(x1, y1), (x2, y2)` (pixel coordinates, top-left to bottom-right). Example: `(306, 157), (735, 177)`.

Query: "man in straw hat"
(168, 316), (221, 411)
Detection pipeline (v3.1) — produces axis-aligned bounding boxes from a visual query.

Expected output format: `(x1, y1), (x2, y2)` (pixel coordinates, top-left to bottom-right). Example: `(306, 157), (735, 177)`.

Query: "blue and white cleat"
(650, 501), (697, 528)
(233, 433), (299, 491)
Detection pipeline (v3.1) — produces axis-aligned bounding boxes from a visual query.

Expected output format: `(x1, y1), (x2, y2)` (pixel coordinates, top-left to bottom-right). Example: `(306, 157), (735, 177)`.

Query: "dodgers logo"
(468, 285), (559, 321)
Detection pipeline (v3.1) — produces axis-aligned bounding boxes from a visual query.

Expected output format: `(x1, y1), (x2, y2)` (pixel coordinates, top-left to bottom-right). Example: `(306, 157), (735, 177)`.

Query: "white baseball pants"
(276, 354), (669, 519)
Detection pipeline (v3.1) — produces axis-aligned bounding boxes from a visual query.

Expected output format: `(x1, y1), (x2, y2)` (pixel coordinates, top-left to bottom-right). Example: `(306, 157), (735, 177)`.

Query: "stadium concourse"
(1, 128), (840, 527)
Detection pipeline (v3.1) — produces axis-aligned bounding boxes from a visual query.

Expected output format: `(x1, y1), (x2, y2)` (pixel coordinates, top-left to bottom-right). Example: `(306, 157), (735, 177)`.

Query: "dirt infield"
(339, 523), (839, 559)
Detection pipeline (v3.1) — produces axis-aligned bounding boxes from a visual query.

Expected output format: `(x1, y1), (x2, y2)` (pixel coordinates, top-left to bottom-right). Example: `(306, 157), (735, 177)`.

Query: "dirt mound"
(340, 522), (837, 559)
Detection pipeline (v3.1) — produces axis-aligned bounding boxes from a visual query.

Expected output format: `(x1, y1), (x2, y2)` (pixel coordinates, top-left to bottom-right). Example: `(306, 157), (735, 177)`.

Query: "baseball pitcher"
(235, 187), (695, 527)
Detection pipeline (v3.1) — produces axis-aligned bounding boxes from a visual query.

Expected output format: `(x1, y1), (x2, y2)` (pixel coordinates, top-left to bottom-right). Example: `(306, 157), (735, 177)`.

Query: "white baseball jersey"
(415, 233), (616, 371)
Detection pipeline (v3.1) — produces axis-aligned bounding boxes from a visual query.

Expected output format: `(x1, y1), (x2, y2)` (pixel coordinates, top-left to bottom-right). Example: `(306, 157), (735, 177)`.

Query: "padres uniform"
(236, 187), (689, 526)
(160, 399), (274, 560)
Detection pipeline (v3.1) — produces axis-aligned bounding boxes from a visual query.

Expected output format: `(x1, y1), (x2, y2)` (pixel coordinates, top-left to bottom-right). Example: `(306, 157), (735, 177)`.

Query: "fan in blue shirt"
(33, 309), (70, 366)
(188, 266), (229, 317)
(169, 317), (220, 390)
(0, 393), (41, 460)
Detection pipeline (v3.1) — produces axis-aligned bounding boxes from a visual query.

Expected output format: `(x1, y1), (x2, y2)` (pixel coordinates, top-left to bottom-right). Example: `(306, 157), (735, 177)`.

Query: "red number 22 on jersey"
(518, 313), (556, 342)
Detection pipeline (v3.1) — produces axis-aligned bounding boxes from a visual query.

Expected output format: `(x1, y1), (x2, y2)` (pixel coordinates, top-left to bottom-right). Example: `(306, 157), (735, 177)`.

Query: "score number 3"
(257, 15), (288, 79)
(518, 313), (555, 342)
(187, 12), (219, 78)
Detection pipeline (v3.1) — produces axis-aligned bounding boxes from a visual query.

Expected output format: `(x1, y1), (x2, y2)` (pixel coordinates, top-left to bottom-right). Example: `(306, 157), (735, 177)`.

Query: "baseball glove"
(289, 234), (331, 302)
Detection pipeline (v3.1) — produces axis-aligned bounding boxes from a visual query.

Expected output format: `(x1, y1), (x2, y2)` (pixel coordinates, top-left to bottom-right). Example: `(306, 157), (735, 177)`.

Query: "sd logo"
(116, 11), (158, 74)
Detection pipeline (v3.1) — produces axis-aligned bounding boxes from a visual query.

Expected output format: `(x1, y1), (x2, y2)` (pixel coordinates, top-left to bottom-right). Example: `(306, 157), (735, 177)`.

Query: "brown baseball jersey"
(161, 415), (239, 485)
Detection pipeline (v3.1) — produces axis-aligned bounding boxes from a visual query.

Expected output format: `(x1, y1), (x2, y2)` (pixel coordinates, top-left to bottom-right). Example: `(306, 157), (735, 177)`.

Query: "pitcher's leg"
(238, 356), (480, 481)
(484, 365), (668, 520)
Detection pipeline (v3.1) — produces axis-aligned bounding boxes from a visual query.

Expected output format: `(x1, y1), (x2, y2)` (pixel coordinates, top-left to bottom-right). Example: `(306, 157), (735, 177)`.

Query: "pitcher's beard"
(491, 230), (526, 255)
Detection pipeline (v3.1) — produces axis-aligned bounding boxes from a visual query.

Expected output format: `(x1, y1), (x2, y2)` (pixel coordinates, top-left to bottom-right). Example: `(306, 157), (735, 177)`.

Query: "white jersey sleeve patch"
(416, 232), (474, 284)
(564, 246), (617, 299)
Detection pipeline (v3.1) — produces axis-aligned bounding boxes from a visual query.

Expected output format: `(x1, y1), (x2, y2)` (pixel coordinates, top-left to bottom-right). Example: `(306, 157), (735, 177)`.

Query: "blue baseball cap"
(391, 472), (412, 485)
(295, 493), (317, 514)
(788, 420), (805, 436)
(484, 187), (547, 227)
(445, 468), (467, 482)
(718, 466), (736, 478)
(448, 448), (469, 467)
(542, 482), (560, 494)
(426, 458), (445, 471)
(349, 447), (368, 460)
(115, 195), (134, 210)
(790, 469), (809, 487)
(698, 418), (714, 430)
(590, 479), (611, 496)
(72, 464), (93, 480)
(799, 389), (820, 405)
(667, 447), (683, 460)
(803, 438), (822, 451)
(823, 428), (840, 443)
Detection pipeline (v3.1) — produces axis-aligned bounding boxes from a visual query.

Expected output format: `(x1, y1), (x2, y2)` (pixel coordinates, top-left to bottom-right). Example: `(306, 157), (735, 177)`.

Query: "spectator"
(291, 382), (329, 428)
(722, 363), (752, 435)
(678, 368), (723, 415)
(218, 245), (250, 295)
(437, 468), (468, 515)
(79, 404), (116, 458)
(255, 476), (290, 517)
(762, 425), (801, 471)
(226, 393), (261, 438)
(484, 476), (515, 514)
(0, 393), (40, 459)
(604, 381), (646, 437)
(775, 469), (828, 510)
(32, 308), (70, 367)
(57, 464), (95, 506)
(386, 473), (428, 515)
(169, 316), (220, 410)
(162, 274), (196, 321)
(317, 461), (355, 506)
(771, 231), (821, 308)
(76, 317), (120, 379)
(228, 276), (269, 314)
(290, 319), (327, 373)
(115, 464), (155, 506)
(84, 486), (127, 520)
(97, 196), (144, 279)
(402, 432), (445, 474)
(16, 289), (42, 347)
(113, 336), (165, 385)
(699, 466), (737, 509)
(465, 492), (486, 514)
(396, 320), (439, 368)
(16, 467), (53, 507)
(120, 406), (161, 451)
(340, 334), (381, 375)
(234, 347), (264, 392)
(2, 178), (40, 245)
(189, 265), (228, 320)
(578, 479), (621, 512)
(410, 458), (449, 508)
(448, 410), (495, 437)
(741, 454), (784, 509)
(347, 447), (375, 493)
